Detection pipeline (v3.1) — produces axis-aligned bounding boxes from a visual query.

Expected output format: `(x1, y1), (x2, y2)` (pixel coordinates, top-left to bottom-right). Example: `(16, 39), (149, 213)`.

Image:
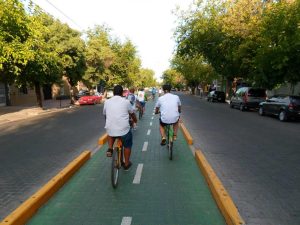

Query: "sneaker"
(123, 161), (132, 171)
(161, 137), (166, 146)
(173, 135), (177, 141)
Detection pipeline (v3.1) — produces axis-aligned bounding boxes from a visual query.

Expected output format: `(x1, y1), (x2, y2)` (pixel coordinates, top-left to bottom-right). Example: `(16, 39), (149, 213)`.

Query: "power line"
(43, 0), (83, 30)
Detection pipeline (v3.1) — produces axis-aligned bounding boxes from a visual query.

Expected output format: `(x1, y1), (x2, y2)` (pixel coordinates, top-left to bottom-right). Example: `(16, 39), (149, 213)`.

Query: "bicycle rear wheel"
(168, 140), (173, 160)
(111, 147), (120, 188)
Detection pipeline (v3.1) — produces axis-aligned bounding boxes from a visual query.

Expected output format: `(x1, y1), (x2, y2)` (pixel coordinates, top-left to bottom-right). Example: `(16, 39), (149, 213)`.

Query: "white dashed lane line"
(121, 217), (132, 225)
(142, 141), (148, 152)
(150, 122), (152, 126)
(151, 116), (154, 120)
(133, 164), (144, 184)
(147, 129), (151, 135)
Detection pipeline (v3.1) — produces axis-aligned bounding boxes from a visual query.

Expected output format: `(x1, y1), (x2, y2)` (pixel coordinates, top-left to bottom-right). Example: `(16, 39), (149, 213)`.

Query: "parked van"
(230, 87), (266, 111)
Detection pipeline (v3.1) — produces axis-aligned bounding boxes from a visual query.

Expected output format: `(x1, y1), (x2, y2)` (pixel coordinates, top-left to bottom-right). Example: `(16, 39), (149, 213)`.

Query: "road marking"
(133, 164), (144, 184)
(121, 217), (132, 225)
(151, 116), (154, 120)
(150, 122), (152, 126)
(152, 113), (155, 115)
(142, 142), (148, 152)
(147, 129), (151, 135)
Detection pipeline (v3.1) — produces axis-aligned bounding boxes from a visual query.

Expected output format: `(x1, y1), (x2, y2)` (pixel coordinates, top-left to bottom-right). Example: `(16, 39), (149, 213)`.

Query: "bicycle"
(164, 123), (174, 160)
(111, 138), (124, 188)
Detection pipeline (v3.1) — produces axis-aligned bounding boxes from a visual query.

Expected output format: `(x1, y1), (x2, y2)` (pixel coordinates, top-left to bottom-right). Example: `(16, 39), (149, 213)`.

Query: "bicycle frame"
(111, 138), (123, 188)
(165, 124), (174, 160)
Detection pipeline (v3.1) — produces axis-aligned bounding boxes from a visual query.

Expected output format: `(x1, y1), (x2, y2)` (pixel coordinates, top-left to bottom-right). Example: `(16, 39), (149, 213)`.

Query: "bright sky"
(31, 0), (194, 81)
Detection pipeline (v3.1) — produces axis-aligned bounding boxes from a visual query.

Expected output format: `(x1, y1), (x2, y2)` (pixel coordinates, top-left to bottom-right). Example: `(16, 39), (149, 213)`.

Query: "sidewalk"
(24, 99), (226, 225)
(0, 99), (74, 125)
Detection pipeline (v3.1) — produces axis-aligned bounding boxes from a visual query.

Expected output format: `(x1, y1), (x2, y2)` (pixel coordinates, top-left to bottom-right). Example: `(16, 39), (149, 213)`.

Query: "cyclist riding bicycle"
(137, 88), (147, 113)
(126, 87), (139, 129)
(155, 84), (181, 145)
(103, 85), (137, 170)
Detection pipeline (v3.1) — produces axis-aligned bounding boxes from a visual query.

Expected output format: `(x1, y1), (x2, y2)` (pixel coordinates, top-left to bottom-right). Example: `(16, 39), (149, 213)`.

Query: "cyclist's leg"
(159, 119), (167, 145)
(107, 135), (116, 157)
(121, 130), (133, 169)
(173, 121), (179, 140)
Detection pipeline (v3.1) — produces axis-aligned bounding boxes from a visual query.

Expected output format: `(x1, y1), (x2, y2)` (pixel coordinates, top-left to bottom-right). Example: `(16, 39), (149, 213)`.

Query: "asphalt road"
(1, 93), (300, 224)
(0, 105), (106, 220)
(178, 92), (300, 225)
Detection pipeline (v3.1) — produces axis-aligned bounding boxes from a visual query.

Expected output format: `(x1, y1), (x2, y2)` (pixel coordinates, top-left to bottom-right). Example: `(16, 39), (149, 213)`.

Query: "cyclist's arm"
(155, 107), (160, 114)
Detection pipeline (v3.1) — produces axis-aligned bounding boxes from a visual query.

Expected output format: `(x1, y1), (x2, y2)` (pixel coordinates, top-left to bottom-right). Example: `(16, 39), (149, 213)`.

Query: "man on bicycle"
(103, 85), (137, 170)
(137, 88), (147, 113)
(155, 84), (181, 145)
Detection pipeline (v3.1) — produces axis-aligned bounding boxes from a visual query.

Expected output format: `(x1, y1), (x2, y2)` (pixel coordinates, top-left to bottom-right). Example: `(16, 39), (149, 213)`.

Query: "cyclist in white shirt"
(155, 84), (181, 145)
(103, 85), (137, 170)
(137, 88), (147, 113)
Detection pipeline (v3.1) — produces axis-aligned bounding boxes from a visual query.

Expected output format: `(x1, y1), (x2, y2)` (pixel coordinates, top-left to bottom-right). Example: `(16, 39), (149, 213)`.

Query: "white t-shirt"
(137, 90), (145, 102)
(103, 96), (133, 136)
(155, 93), (181, 124)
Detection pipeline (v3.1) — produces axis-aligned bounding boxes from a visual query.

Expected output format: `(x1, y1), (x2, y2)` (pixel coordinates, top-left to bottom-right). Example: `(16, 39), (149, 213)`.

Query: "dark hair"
(113, 85), (123, 96)
(162, 84), (171, 92)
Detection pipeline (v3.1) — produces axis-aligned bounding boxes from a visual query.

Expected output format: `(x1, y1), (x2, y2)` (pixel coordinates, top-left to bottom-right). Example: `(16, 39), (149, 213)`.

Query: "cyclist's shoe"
(123, 161), (132, 171)
(106, 148), (113, 157)
(161, 137), (166, 146)
(173, 135), (177, 141)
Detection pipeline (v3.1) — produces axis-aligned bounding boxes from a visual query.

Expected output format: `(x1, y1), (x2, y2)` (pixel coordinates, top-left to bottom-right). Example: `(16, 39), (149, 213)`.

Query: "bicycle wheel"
(111, 147), (120, 188)
(139, 108), (143, 119)
(167, 125), (173, 160)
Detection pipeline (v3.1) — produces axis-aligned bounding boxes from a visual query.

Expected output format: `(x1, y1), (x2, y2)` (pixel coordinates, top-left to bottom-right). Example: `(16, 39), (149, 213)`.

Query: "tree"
(19, 9), (62, 107)
(46, 18), (86, 103)
(0, 0), (32, 105)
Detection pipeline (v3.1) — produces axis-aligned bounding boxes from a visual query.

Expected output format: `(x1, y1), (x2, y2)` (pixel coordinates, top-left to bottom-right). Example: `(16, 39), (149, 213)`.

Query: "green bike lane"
(27, 99), (226, 225)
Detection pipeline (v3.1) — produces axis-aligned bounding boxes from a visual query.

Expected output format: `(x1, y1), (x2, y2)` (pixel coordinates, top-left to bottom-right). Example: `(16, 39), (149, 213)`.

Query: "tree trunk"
(69, 87), (75, 105)
(4, 82), (11, 106)
(34, 82), (43, 108)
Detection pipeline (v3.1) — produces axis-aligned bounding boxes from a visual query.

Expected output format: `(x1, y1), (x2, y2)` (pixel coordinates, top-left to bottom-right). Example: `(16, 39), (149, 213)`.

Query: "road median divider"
(180, 122), (193, 145)
(1, 150), (91, 225)
(180, 122), (244, 225)
(195, 150), (245, 225)
(98, 133), (108, 145)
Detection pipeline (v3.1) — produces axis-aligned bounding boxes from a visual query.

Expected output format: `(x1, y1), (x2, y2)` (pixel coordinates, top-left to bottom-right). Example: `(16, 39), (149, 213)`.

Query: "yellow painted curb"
(195, 150), (245, 225)
(180, 123), (193, 145)
(1, 150), (91, 225)
(98, 133), (108, 145)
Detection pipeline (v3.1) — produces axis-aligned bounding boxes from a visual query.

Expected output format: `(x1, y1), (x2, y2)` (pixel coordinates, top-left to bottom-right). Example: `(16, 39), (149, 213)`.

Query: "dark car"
(259, 95), (300, 121)
(207, 91), (226, 102)
(230, 87), (266, 111)
(75, 90), (89, 100)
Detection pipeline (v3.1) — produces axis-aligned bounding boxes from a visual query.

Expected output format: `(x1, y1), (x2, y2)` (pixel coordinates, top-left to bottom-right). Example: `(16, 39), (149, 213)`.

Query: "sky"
(31, 0), (194, 81)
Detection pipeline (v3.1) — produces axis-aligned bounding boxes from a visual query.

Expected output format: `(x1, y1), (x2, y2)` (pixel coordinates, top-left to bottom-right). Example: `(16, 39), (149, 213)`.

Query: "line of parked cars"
(228, 87), (300, 122)
(206, 87), (300, 122)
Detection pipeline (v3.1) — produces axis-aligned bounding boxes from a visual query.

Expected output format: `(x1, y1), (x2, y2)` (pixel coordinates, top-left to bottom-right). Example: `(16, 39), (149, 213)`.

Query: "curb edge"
(0, 150), (91, 225)
(180, 122), (244, 225)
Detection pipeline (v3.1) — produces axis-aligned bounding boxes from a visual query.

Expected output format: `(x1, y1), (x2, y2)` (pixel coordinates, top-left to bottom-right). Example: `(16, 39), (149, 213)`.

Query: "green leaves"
(174, 0), (300, 90)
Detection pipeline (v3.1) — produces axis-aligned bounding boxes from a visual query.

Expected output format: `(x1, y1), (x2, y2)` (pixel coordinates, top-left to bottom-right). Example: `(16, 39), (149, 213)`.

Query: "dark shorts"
(112, 130), (133, 149)
(159, 118), (179, 127)
(139, 101), (145, 107)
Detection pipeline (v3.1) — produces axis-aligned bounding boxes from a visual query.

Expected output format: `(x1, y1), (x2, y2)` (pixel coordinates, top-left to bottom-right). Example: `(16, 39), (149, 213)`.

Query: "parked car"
(207, 90), (226, 102)
(75, 90), (89, 100)
(230, 87), (266, 111)
(78, 94), (102, 105)
(258, 95), (300, 121)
